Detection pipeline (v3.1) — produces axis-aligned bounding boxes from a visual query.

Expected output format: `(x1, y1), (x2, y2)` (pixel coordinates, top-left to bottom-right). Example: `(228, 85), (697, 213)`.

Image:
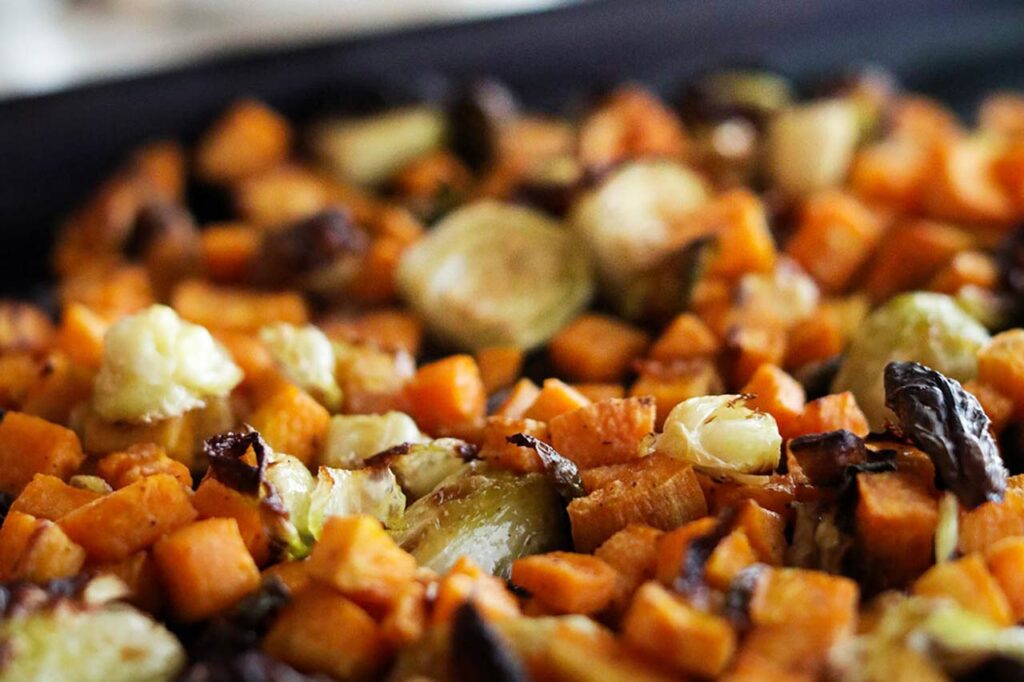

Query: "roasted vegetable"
(767, 98), (859, 196)
(306, 465), (406, 538)
(321, 411), (427, 469)
(885, 361), (1007, 508)
(833, 292), (991, 429)
(398, 200), (593, 350)
(390, 462), (567, 577)
(367, 438), (473, 501)
(260, 323), (343, 411)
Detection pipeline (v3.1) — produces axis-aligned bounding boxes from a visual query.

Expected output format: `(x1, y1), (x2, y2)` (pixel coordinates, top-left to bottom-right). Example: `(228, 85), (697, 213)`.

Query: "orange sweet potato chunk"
(0, 511), (86, 583)
(795, 392), (869, 437)
(741, 364), (805, 439)
(522, 378), (591, 423)
(511, 551), (618, 615)
(192, 476), (271, 566)
(548, 397), (656, 469)
(479, 416), (547, 474)
(594, 524), (663, 617)
(913, 554), (1013, 626)
(549, 314), (650, 382)
(648, 313), (719, 363)
(404, 355), (486, 435)
(10, 474), (101, 521)
(0, 411), (85, 495)
(249, 383), (330, 466)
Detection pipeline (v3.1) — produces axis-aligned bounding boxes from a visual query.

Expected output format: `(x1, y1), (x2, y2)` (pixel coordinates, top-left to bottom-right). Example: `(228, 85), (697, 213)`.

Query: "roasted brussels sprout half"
(833, 292), (991, 429)
(681, 69), (793, 126)
(397, 200), (593, 350)
(260, 323), (343, 411)
(373, 438), (475, 501)
(321, 411), (427, 469)
(306, 465), (407, 539)
(767, 98), (859, 197)
(390, 462), (568, 577)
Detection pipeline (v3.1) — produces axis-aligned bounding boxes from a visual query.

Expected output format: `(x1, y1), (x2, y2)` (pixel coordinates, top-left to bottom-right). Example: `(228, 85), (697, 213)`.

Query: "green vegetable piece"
(832, 292), (991, 429)
(391, 462), (568, 578)
(306, 465), (407, 540)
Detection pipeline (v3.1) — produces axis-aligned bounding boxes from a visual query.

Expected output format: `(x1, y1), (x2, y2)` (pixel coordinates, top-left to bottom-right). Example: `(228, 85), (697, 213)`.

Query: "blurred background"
(0, 0), (577, 98)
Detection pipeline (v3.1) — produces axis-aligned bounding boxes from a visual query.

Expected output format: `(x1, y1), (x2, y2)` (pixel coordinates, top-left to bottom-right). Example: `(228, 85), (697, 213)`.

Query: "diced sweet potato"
(786, 190), (885, 292)
(200, 223), (260, 282)
(549, 314), (650, 382)
(479, 416), (547, 473)
(864, 219), (973, 302)
(741, 364), (805, 439)
(683, 189), (775, 280)
(404, 355), (486, 436)
(522, 379), (592, 423)
(381, 581), (428, 647)
(60, 265), (155, 321)
(623, 581), (736, 678)
(308, 516), (418, 610)
(548, 397), (656, 469)
(235, 166), (330, 228)
(723, 325), (786, 389)
(321, 309), (423, 356)
(959, 476), (1024, 554)
(0, 411), (85, 495)
(431, 556), (520, 625)
(630, 359), (724, 427)
(263, 584), (388, 681)
(97, 443), (192, 490)
(172, 279), (309, 332)
(849, 136), (930, 210)
(795, 391), (869, 437)
(153, 517), (260, 621)
(59, 473), (197, 562)
(475, 346), (524, 394)
(732, 499), (786, 565)
(978, 330), (1024, 418)
(53, 302), (107, 369)
(511, 552), (618, 615)
(0, 511), (86, 583)
(492, 378), (541, 419)
(569, 456), (707, 552)
(654, 517), (718, 586)
(706, 477), (796, 520)
(572, 383), (626, 403)
(855, 470), (939, 589)
(249, 383), (330, 466)
(196, 99), (292, 184)
(929, 250), (999, 294)
(595, 524), (663, 617)
(705, 529), (758, 590)
(78, 406), (196, 465)
(922, 137), (1015, 225)
(985, 536), (1024, 622)
(649, 313), (719, 362)
(20, 353), (95, 425)
(784, 307), (845, 369)
(10, 474), (101, 521)
(963, 380), (1014, 434)
(913, 554), (1013, 626)
(192, 476), (271, 566)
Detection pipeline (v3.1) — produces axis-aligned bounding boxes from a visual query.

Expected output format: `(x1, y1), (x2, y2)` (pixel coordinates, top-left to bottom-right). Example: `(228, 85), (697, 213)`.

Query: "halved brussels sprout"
(767, 98), (859, 197)
(383, 438), (473, 501)
(321, 411), (427, 469)
(569, 160), (709, 314)
(313, 107), (446, 186)
(390, 462), (567, 577)
(397, 200), (593, 350)
(682, 70), (793, 125)
(0, 603), (185, 682)
(647, 394), (782, 478)
(306, 465), (407, 539)
(732, 258), (820, 329)
(832, 292), (991, 429)
(260, 323), (342, 411)
(261, 449), (316, 558)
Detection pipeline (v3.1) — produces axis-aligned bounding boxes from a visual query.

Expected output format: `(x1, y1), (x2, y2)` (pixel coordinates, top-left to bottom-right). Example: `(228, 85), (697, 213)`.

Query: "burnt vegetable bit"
(788, 429), (868, 486)
(884, 361), (1007, 508)
(998, 223), (1024, 327)
(506, 433), (585, 499)
(722, 563), (767, 630)
(450, 601), (528, 682)
(184, 577), (291, 658)
(178, 650), (331, 682)
(254, 208), (369, 289)
(203, 429), (271, 495)
(673, 509), (736, 607)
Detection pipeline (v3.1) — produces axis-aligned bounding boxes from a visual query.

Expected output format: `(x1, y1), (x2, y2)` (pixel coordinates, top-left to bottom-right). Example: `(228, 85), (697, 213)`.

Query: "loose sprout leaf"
(723, 563), (768, 630)
(789, 429), (868, 486)
(203, 429), (269, 495)
(450, 602), (528, 682)
(884, 361), (1007, 508)
(506, 433), (585, 500)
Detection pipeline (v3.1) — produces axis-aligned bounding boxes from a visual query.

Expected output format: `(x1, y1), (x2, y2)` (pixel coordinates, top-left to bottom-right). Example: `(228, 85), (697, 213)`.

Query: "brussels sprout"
(832, 292), (991, 429)
(306, 465), (407, 539)
(0, 603), (185, 682)
(732, 258), (820, 329)
(94, 305), (242, 423)
(260, 323), (342, 411)
(314, 107), (446, 186)
(261, 449), (316, 558)
(767, 98), (859, 197)
(935, 492), (959, 563)
(569, 160), (709, 314)
(391, 462), (567, 577)
(68, 475), (113, 495)
(382, 438), (474, 501)
(398, 200), (593, 351)
(681, 70), (793, 125)
(321, 411), (427, 469)
(648, 394), (782, 478)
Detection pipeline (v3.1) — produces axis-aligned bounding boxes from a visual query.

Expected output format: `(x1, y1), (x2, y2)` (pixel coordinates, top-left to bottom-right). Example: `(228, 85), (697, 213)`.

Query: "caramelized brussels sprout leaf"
(505, 433), (584, 500)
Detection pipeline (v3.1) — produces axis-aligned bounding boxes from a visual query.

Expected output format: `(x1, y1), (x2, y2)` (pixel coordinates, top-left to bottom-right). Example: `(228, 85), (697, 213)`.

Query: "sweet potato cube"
(475, 346), (524, 394)
(249, 383), (330, 466)
(705, 529), (758, 590)
(855, 470), (938, 589)
(153, 517), (261, 621)
(929, 250), (999, 294)
(381, 581), (428, 647)
(263, 584), (387, 681)
(654, 517), (718, 586)
(196, 99), (292, 184)
(623, 581), (736, 678)
(522, 378), (591, 423)
(923, 137), (1014, 224)
(913, 554), (1013, 626)
(549, 314), (650, 382)
(732, 500), (786, 565)
(172, 279), (309, 332)
(978, 330), (1024, 418)
(321, 309), (423, 356)
(548, 397), (656, 469)
(404, 355), (486, 435)
(795, 391), (869, 437)
(59, 473), (197, 562)
(707, 477), (796, 520)
(572, 383), (626, 403)
(986, 537), (1024, 622)
(649, 313), (719, 362)
(630, 359), (723, 427)
(0, 511), (86, 583)
(569, 456), (707, 552)
(97, 443), (192, 490)
(308, 515), (418, 609)
(741, 364), (805, 439)
(431, 556), (520, 625)
(479, 416), (547, 474)
(595, 524), (663, 617)
(493, 378), (541, 419)
(784, 308), (846, 369)
(192, 476), (271, 566)
(864, 219), (973, 302)
(10, 474), (101, 521)
(724, 325), (786, 389)
(262, 560), (312, 597)
(0, 411), (85, 495)
(694, 189), (776, 280)
(511, 551), (617, 615)
(53, 303), (107, 369)
(959, 476), (1024, 554)
(199, 223), (260, 282)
